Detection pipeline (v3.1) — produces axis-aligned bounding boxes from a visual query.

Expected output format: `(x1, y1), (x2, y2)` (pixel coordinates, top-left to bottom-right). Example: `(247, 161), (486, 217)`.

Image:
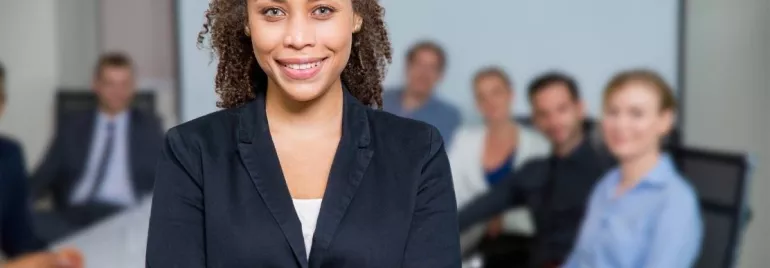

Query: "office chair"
(670, 147), (753, 268)
(55, 90), (156, 125)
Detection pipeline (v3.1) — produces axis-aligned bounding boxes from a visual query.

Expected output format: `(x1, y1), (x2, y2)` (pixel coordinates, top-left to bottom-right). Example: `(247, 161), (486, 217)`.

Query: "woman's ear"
(353, 14), (363, 33)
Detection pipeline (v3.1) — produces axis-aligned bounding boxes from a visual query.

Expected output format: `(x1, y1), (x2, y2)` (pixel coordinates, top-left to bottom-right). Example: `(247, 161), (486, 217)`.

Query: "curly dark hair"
(198, 0), (392, 109)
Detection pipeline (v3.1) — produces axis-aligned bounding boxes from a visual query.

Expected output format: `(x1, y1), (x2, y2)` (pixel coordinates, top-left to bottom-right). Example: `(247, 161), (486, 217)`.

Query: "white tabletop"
(53, 196), (153, 268)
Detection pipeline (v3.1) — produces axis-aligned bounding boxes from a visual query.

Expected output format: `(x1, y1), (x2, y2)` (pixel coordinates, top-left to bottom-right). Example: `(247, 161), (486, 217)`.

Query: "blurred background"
(0, 0), (767, 267)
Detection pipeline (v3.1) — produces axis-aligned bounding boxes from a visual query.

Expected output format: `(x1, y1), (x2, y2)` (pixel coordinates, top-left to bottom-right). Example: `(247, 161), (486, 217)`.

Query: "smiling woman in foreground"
(145, 0), (461, 267)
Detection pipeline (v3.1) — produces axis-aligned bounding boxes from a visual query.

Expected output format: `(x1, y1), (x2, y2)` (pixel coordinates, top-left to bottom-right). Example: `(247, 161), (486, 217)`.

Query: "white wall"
(178, 1), (678, 123)
(683, 0), (770, 267)
(381, 0), (678, 121)
(177, 0), (219, 122)
(56, 0), (100, 88)
(0, 0), (60, 167)
(101, 0), (178, 129)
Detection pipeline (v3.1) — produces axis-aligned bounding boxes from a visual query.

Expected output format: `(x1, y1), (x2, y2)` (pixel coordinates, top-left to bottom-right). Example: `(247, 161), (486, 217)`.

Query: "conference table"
(53, 196), (153, 268)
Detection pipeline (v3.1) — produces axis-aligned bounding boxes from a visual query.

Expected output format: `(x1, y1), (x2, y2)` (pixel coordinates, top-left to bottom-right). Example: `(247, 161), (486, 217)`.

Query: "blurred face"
(602, 83), (674, 161)
(474, 75), (512, 124)
(530, 83), (584, 145)
(405, 48), (443, 98)
(247, 0), (361, 102)
(93, 66), (135, 114)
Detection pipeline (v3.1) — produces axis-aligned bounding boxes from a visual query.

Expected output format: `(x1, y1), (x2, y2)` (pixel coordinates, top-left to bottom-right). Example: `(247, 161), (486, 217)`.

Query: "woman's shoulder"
(164, 106), (243, 147)
(664, 170), (700, 204)
(653, 155), (699, 198)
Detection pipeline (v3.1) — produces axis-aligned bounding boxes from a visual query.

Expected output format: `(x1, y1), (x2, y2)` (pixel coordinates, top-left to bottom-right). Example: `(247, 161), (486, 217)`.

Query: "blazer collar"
(237, 87), (372, 267)
(238, 88), (371, 147)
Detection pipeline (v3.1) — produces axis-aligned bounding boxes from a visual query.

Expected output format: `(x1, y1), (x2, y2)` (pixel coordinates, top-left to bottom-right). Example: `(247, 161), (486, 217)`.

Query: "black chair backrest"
(669, 146), (752, 268)
(56, 90), (156, 123)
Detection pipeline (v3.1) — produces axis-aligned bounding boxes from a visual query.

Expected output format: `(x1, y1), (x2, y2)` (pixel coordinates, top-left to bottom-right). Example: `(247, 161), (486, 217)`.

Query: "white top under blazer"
(292, 199), (323, 259)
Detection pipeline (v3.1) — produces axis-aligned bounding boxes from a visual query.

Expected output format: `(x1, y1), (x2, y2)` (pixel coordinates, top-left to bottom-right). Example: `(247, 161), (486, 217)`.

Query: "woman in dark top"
(145, 0), (461, 267)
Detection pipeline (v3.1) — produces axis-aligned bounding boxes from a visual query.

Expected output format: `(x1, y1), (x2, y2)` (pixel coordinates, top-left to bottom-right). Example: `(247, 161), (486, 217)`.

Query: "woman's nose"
(284, 15), (316, 50)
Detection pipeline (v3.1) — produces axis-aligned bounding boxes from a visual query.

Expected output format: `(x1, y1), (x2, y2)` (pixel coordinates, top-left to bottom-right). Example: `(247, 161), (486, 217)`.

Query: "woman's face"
(247, 0), (361, 102)
(474, 75), (513, 124)
(602, 82), (674, 161)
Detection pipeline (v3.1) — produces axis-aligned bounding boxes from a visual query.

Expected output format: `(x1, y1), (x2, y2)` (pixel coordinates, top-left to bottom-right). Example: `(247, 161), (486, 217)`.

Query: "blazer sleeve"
(401, 127), (462, 268)
(146, 128), (206, 268)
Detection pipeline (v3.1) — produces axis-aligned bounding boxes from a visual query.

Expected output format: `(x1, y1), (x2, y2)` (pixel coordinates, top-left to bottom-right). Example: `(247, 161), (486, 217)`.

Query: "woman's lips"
(276, 57), (327, 81)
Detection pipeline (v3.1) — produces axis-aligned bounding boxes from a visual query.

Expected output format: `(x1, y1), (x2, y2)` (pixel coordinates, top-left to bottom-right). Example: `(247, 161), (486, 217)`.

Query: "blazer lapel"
(309, 90), (373, 265)
(237, 96), (309, 268)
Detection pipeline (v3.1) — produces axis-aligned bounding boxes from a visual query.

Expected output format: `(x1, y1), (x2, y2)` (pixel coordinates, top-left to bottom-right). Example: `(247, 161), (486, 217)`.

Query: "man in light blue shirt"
(382, 41), (461, 144)
(563, 154), (702, 268)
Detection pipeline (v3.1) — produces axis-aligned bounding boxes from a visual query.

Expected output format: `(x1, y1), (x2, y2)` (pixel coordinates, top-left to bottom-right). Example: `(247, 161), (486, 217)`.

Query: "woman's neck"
(265, 79), (344, 135)
(486, 119), (517, 139)
(617, 149), (661, 195)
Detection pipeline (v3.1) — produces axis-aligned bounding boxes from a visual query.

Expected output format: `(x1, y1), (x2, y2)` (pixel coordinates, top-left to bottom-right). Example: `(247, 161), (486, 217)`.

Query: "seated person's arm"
(4, 249), (82, 268)
(30, 135), (63, 201)
(642, 191), (703, 267)
(1, 143), (46, 257)
(457, 163), (536, 232)
(2, 171), (46, 257)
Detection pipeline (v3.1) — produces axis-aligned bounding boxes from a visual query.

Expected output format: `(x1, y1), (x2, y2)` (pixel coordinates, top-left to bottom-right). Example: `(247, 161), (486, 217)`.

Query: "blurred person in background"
(0, 61), (82, 268)
(457, 72), (614, 268)
(448, 67), (550, 254)
(563, 70), (702, 268)
(382, 41), (461, 144)
(31, 53), (163, 242)
(147, 0), (460, 267)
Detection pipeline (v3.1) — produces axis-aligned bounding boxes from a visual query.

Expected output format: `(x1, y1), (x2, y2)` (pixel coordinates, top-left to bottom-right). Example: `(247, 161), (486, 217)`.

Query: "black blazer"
(147, 90), (461, 268)
(0, 136), (45, 258)
(31, 108), (163, 214)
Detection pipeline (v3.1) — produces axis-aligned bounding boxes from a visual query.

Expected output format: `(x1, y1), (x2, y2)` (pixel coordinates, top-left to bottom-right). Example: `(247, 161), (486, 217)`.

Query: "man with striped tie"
(31, 53), (163, 243)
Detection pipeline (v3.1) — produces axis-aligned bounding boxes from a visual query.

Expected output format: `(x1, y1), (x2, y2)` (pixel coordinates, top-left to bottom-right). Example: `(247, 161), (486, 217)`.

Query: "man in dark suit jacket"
(1, 61), (83, 268)
(31, 53), (163, 242)
(0, 136), (46, 258)
(0, 61), (47, 258)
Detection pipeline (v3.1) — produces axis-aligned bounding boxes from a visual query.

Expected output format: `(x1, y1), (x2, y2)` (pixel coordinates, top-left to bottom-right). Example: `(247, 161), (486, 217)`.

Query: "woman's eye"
(312, 6), (334, 16)
(264, 8), (285, 17)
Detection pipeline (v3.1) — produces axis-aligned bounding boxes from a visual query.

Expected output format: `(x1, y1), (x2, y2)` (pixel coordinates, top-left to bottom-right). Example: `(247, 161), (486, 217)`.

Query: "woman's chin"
(277, 83), (329, 103)
(610, 147), (648, 162)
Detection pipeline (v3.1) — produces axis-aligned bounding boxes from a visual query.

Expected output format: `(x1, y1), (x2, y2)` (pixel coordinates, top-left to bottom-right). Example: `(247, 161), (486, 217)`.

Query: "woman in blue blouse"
(563, 70), (702, 268)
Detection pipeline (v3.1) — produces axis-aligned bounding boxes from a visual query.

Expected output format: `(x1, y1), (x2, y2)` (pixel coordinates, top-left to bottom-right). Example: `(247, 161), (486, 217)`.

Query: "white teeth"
(285, 61), (321, 70)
